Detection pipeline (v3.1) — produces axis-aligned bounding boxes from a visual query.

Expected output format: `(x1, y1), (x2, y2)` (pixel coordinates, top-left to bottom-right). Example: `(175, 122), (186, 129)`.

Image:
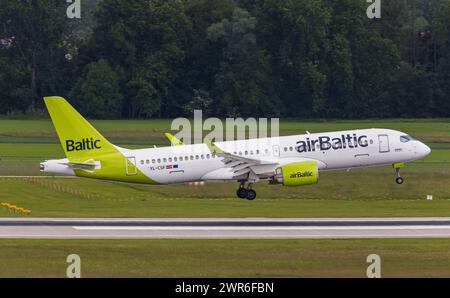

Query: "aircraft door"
(378, 135), (390, 153)
(126, 156), (138, 176)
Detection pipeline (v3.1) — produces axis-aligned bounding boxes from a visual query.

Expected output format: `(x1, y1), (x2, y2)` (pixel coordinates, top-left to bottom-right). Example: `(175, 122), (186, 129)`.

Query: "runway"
(2, 217), (450, 239)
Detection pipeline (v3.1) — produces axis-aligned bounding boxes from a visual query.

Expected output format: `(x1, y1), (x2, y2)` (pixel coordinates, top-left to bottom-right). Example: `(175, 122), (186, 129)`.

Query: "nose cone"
(419, 142), (431, 158)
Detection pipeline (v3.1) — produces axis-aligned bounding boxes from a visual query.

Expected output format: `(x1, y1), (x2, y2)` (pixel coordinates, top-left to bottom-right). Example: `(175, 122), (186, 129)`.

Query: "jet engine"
(272, 161), (319, 186)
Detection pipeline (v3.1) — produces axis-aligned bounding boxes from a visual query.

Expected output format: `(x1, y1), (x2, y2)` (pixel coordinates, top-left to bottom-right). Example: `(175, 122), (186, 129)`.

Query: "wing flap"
(204, 138), (277, 181)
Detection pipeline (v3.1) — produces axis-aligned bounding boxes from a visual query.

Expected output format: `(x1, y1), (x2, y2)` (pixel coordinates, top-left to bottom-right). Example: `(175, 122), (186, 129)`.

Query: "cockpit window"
(400, 135), (416, 143)
(400, 136), (410, 142)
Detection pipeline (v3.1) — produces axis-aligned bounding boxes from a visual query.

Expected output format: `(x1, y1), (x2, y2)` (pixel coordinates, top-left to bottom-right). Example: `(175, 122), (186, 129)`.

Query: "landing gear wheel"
(236, 188), (248, 199)
(394, 165), (404, 185)
(246, 189), (257, 200)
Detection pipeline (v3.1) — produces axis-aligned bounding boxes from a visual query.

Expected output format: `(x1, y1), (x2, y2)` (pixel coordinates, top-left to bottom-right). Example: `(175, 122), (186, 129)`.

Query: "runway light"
(427, 195), (433, 201)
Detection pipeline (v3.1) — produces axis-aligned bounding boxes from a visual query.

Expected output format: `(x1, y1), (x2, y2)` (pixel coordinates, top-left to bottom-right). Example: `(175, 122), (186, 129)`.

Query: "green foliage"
(70, 59), (123, 119)
(183, 89), (213, 116)
(207, 7), (280, 117)
(0, 0), (449, 118)
(84, 0), (192, 118)
(0, 0), (70, 113)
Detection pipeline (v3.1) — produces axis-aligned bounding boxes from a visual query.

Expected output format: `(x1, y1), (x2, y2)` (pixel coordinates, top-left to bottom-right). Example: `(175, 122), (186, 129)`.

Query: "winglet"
(204, 137), (224, 154)
(165, 133), (184, 146)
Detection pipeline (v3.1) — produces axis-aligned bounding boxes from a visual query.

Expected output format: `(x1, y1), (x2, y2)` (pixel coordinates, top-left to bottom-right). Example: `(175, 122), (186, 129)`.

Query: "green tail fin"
(44, 96), (117, 160)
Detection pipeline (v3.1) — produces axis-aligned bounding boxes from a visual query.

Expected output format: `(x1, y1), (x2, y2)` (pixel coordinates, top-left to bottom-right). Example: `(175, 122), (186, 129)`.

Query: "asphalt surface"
(2, 217), (450, 239)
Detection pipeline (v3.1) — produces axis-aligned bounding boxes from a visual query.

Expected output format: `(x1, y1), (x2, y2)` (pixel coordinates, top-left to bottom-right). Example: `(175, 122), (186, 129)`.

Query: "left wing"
(204, 138), (277, 179)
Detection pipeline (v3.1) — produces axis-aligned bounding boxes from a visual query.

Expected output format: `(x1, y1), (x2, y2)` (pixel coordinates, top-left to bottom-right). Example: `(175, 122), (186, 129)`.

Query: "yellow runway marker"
(1, 202), (32, 215)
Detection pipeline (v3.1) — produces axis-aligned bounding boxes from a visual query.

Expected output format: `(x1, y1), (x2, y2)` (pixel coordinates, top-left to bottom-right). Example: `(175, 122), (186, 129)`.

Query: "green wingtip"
(204, 137), (223, 154)
(165, 133), (184, 146)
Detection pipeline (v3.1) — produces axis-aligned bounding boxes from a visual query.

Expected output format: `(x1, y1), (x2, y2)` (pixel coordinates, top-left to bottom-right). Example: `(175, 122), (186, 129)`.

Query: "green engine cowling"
(273, 161), (319, 186)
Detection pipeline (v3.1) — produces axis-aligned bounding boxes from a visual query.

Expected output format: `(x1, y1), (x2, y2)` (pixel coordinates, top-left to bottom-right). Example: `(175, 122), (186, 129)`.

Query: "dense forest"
(0, 0), (449, 119)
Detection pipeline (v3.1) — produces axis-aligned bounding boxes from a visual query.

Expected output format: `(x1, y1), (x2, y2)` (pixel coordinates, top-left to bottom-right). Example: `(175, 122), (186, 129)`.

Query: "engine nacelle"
(273, 161), (319, 186)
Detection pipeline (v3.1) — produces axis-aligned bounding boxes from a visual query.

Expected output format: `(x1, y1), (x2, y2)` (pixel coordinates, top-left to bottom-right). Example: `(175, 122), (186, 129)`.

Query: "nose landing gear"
(393, 162), (405, 184)
(395, 176), (404, 185)
(236, 182), (257, 200)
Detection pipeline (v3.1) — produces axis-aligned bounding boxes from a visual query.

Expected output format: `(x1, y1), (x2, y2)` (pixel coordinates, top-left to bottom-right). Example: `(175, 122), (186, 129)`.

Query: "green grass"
(1, 119), (450, 278)
(1, 163), (450, 217)
(0, 118), (449, 144)
(1, 238), (450, 277)
(0, 119), (449, 217)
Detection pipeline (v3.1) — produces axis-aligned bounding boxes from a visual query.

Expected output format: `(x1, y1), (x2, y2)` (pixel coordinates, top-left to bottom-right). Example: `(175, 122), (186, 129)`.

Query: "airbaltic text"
(66, 138), (101, 152)
(296, 134), (368, 153)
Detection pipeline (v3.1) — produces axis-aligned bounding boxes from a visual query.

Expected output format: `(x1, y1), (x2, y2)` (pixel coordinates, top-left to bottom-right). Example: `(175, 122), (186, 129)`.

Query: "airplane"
(40, 96), (431, 200)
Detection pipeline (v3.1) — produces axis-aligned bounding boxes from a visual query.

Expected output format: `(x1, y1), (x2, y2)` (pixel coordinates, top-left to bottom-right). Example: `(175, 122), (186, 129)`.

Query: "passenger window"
(163, 158), (167, 163)
(284, 147), (287, 152)
(146, 160), (149, 164)
(190, 156), (194, 160)
(174, 157), (177, 162)
(169, 157), (172, 162)
(289, 147), (293, 151)
(152, 159), (155, 163)
(201, 155), (204, 159)
(195, 155), (199, 160)
(157, 158), (161, 163)
(206, 154), (210, 159)
(179, 157), (183, 161)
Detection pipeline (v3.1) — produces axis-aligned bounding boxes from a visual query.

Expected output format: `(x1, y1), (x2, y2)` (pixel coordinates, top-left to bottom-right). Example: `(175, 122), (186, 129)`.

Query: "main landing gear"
(236, 182), (256, 200)
(393, 162), (405, 185)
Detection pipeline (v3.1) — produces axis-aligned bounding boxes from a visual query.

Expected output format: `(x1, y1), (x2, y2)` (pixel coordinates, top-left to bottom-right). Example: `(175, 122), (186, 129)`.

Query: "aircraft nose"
(419, 142), (431, 157)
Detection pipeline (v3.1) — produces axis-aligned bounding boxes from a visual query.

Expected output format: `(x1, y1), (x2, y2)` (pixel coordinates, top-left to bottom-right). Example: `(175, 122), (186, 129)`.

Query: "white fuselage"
(41, 128), (431, 184)
(40, 95), (433, 198)
(96, 128), (429, 184)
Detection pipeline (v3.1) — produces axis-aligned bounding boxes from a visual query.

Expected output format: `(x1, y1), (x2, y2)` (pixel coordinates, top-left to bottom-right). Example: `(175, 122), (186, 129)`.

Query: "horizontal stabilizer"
(62, 160), (101, 170)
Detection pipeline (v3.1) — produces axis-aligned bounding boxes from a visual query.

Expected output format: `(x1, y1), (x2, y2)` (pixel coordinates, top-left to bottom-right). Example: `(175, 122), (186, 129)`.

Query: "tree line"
(1, 0), (449, 119)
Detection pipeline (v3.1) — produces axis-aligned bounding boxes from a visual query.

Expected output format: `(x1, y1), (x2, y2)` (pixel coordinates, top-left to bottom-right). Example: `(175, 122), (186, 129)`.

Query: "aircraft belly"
(140, 161), (222, 184)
